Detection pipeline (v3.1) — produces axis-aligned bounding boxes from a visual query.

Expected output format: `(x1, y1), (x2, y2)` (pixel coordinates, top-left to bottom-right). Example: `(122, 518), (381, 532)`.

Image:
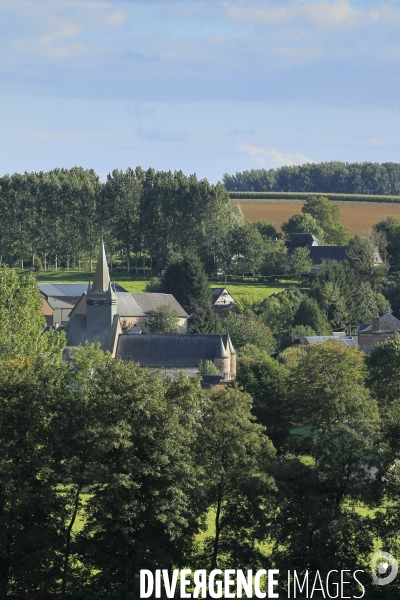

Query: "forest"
(3, 163), (400, 275)
(223, 161), (400, 194)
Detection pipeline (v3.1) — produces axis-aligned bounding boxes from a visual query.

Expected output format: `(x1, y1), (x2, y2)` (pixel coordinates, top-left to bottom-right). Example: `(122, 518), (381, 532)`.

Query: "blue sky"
(1, 0), (400, 182)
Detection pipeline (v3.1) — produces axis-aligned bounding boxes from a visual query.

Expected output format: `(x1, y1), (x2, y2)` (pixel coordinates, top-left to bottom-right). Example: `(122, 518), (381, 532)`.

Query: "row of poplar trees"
(0, 167), (232, 273)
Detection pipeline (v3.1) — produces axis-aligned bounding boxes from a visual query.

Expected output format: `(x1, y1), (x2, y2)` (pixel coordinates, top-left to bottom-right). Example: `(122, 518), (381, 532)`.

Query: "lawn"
(210, 280), (294, 302)
(33, 270), (290, 300)
(34, 270), (150, 293)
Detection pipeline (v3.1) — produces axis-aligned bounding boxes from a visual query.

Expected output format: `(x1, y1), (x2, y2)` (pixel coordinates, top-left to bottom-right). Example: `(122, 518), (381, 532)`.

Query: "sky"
(1, 0), (400, 182)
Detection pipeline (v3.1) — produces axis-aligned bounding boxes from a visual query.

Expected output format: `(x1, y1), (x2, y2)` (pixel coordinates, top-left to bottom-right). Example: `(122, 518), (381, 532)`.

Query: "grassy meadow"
(34, 271), (288, 302)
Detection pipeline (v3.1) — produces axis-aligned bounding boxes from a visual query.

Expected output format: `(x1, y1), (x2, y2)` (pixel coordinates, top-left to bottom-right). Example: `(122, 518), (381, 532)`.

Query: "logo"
(371, 551), (398, 586)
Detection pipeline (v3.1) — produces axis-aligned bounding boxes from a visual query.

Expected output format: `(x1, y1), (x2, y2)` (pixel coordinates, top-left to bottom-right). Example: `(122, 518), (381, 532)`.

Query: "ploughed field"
(233, 200), (400, 234)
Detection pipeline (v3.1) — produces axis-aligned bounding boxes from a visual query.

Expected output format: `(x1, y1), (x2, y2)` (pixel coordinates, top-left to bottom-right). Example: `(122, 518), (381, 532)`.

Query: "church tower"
(86, 239), (117, 330)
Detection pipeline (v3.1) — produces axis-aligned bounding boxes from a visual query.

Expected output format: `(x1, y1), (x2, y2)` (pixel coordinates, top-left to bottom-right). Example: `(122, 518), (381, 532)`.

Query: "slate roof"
(360, 312), (400, 332)
(45, 296), (76, 310)
(309, 246), (348, 265)
(302, 336), (357, 346)
(115, 334), (230, 367)
(116, 293), (145, 317)
(38, 282), (126, 297)
(201, 375), (224, 389)
(286, 232), (319, 253)
(130, 293), (188, 317)
(64, 314), (119, 353)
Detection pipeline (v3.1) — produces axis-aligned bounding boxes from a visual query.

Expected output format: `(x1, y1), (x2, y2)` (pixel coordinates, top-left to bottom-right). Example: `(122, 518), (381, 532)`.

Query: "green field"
(34, 271), (289, 301)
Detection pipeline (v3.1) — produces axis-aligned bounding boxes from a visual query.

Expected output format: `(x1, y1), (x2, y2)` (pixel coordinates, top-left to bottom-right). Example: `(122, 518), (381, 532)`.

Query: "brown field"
(233, 200), (400, 235)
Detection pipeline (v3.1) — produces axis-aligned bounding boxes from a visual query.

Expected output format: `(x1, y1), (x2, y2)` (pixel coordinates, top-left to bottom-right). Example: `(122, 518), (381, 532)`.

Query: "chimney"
(372, 318), (380, 332)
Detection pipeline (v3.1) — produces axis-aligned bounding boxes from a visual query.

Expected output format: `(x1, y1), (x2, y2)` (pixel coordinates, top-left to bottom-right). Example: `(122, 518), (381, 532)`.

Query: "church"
(64, 240), (236, 380)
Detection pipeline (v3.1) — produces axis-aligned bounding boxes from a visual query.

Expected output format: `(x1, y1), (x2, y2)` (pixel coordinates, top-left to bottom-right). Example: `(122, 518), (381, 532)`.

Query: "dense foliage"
(0, 167), (233, 273)
(3, 266), (400, 598)
(223, 161), (400, 194)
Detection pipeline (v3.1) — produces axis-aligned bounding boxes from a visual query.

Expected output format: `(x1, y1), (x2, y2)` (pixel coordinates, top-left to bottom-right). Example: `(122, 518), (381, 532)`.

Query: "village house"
(211, 287), (235, 315)
(358, 313), (400, 352)
(63, 240), (236, 381)
(285, 232), (383, 270)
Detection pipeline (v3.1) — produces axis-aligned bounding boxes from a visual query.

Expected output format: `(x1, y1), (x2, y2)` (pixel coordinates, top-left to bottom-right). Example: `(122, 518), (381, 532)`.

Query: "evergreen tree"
(293, 296), (332, 334)
(189, 305), (224, 334)
(160, 252), (210, 313)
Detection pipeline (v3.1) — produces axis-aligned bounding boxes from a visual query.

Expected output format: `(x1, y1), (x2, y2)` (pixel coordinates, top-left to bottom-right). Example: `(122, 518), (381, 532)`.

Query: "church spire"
(91, 238), (111, 293)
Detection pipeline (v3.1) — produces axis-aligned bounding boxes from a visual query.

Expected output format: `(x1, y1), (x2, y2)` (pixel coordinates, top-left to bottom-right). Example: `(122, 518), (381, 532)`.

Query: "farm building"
(285, 232), (382, 270)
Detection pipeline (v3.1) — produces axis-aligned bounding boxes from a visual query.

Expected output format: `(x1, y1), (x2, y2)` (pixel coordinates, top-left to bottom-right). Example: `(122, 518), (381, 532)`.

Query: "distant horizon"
(2, 159), (400, 186)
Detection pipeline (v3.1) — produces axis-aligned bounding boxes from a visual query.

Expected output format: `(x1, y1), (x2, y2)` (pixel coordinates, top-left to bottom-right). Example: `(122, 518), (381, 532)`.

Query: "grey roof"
(303, 336), (357, 346)
(309, 246), (348, 265)
(130, 293), (188, 317)
(45, 297), (76, 310)
(212, 288), (224, 296)
(65, 314), (119, 353)
(116, 293), (145, 317)
(216, 336), (228, 358)
(286, 232), (319, 253)
(38, 282), (126, 297)
(360, 313), (400, 333)
(115, 334), (231, 367)
(201, 374), (223, 389)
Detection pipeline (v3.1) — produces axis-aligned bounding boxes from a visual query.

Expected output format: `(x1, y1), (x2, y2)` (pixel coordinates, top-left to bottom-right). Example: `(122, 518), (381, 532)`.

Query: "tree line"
(0, 167), (232, 273)
(223, 161), (400, 194)
(3, 265), (400, 598)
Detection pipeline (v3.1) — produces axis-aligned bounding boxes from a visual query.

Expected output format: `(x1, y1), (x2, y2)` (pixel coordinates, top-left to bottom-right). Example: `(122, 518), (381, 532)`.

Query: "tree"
(160, 252), (210, 313)
(227, 221), (265, 275)
(253, 220), (279, 241)
(261, 240), (289, 276)
(366, 334), (400, 408)
(281, 212), (325, 242)
(270, 342), (379, 596)
(260, 287), (304, 333)
(236, 350), (289, 450)
(0, 358), (69, 598)
(146, 305), (179, 333)
(198, 359), (220, 375)
(101, 168), (141, 273)
(75, 367), (208, 599)
(347, 232), (387, 279)
(0, 266), (64, 360)
(375, 215), (400, 269)
(289, 246), (312, 275)
(195, 387), (275, 570)
(302, 195), (351, 245)
(223, 311), (276, 354)
(189, 305), (224, 335)
(292, 297), (332, 335)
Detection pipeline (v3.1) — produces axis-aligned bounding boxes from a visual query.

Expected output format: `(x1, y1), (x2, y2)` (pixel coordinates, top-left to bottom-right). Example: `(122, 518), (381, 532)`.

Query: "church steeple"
(91, 238), (111, 293)
(86, 238), (117, 330)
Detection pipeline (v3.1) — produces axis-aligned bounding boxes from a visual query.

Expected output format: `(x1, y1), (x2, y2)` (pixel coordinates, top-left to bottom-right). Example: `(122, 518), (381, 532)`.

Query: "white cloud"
(225, 0), (400, 30)
(3, 0), (127, 61)
(238, 142), (314, 167)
